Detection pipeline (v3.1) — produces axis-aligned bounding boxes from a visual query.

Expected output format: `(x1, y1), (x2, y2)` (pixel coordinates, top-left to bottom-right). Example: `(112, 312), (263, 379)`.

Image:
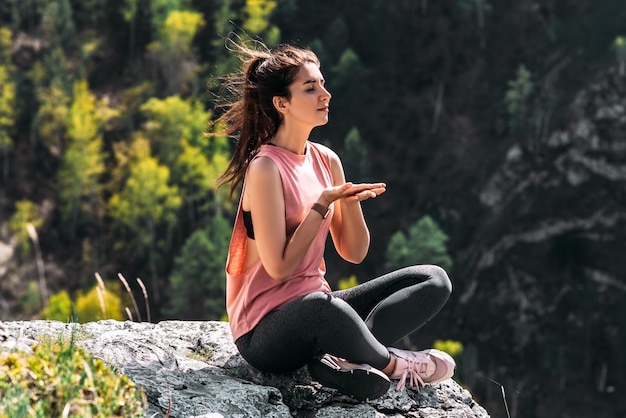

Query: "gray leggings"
(235, 265), (452, 373)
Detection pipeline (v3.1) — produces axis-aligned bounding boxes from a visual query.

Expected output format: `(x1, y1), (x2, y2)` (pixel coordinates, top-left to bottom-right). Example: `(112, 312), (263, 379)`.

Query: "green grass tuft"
(0, 331), (146, 417)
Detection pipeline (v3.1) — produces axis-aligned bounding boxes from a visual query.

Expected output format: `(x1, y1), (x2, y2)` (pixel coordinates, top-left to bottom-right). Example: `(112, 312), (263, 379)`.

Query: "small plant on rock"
(0, 330), (146, 417)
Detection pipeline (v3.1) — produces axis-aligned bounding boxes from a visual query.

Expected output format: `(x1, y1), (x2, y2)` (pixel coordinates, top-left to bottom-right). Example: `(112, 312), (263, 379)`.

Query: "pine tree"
(40, 0), (75, 50)
(108, 137), (182, 303)
(0, 28), (16, 180)
(166, 213), (230, 320)
(342, 126), (369, 181)
(30, 46), (73, 155)
(504, 64), (534, 133)
(385, 215), (453, 271)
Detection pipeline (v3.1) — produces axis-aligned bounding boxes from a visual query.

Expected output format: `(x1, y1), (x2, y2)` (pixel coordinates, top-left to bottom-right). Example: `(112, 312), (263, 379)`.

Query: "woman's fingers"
(343, 187), (386, 202)
(321, 182), (386, 204)
(369, 186), (386, 196)
(346, 184), (386, 199)
(347, 183), (386, 193)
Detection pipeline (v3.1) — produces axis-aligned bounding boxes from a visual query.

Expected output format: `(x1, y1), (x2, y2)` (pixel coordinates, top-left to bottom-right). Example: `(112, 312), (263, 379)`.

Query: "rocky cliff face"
(1, 320), (489, 418)
(445, 64), (626, 415)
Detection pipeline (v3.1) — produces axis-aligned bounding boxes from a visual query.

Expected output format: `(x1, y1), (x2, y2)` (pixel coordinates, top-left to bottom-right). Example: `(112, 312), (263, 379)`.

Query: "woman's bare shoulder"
(248, 155), (280, 175)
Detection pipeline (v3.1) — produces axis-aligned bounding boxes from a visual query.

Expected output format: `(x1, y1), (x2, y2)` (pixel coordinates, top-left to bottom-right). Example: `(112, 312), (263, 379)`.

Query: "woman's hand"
(318, 182), (386, 207)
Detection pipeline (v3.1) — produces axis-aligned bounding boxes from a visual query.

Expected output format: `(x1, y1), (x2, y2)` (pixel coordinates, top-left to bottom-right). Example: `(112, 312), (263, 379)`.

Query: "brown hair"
(210, 42), (320, 196)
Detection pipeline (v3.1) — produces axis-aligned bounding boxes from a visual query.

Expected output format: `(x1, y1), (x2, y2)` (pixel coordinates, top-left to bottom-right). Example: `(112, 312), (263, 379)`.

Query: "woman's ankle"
(382, 353), (396, 376)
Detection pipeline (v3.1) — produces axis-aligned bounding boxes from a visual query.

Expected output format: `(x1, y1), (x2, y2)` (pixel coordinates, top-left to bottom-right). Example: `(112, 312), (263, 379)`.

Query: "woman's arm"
(245, 156), (327, 283)
(327, 150), (386, 264)
(246, 154), (385, 281)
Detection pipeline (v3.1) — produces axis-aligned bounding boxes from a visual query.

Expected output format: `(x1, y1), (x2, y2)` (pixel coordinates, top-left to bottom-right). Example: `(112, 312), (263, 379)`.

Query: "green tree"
(72, 0), (107, 26)
(242, 0), (280, 46)
(166, 214), (230, 320)
(332, 48), (363, 83)
(20, 281), (42, 316)
(32, 76), (70, 154)
(147, 10), (205, 94)
(76, 29), (104, 79)
(204, 141), (232, 214)
(139, 95), (209, 169)
(9, 0), (49, 32)
(74, 284), (125, 323)
(0, 68), (15, 180)
(40, 0), (75, 50)
(338, 275), (359, 290)
(434, 339), (464, 358)
(8, 200), (44, 257)
(385, 215), (453, 271)
(30, 45), (74, 154)
(177, 139), (216, 203)
(612, 36), (626, 76)
(149, 0), (187, 32)
(121, 0), (141, 62)
(40, 290), (73, 321)
(58, 80), (113, 234)
(307, 38), (330, 68)
(342, 126), (369, 181)
(211, 0), (237, 46)
(0, 27), (16, 180)
(39, 46), (73, 94)
(504, 64), (534, 133)
(140, 95), (233, 215)
(108, 138), (182, 302)
(323, 16), (349, 57)
(178, 134), (231, 213)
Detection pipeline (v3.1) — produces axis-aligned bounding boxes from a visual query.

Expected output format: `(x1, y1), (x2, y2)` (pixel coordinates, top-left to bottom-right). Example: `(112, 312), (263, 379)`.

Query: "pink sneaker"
(308, 354), (390, 401)
(388, 347), (456, 391)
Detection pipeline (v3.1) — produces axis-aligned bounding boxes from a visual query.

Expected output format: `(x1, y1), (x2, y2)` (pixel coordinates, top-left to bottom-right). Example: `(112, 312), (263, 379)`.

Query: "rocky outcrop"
(445, 63), (626, 414)
(1, 320), (489, 418)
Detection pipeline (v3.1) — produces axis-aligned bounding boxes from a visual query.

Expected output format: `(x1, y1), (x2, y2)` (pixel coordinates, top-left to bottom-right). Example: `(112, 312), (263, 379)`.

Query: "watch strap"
(311, 203), (330, 219)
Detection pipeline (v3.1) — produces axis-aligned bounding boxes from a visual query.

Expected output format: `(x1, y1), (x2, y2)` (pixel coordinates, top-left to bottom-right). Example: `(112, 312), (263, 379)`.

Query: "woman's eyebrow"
(302, 79), (324, 85)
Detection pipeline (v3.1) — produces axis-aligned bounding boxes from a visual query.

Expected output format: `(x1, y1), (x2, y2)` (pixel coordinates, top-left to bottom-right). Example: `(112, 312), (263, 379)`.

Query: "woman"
(213, 41), (455, 401)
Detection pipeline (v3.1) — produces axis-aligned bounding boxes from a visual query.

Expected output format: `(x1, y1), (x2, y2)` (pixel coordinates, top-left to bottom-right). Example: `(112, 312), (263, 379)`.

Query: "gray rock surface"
(0, 320), (489, 418)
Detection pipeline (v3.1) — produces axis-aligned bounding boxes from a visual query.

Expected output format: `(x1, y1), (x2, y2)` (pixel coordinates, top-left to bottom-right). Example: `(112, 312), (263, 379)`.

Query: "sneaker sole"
(308, 359), (390, 401)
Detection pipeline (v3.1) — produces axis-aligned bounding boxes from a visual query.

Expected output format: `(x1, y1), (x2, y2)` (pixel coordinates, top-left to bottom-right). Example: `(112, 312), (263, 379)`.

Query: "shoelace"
(394, 353), (431, 391)
(319, 354), (342, 370)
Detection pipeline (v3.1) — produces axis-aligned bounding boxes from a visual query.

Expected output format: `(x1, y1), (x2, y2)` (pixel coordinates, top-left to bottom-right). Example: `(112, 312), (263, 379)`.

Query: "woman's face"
(281, 62), (332, 128)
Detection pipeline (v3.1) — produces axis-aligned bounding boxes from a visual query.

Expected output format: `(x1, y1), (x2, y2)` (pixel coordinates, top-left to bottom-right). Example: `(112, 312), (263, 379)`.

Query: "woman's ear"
(273, 96), (288, 114)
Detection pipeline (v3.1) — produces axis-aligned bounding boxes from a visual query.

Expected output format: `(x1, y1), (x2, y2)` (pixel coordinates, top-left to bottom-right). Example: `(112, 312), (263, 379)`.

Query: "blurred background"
(1, 1), (625, 417)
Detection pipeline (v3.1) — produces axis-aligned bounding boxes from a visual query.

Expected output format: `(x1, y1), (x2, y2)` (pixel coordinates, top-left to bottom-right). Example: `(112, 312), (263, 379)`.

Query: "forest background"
(1, 1), (626, 417)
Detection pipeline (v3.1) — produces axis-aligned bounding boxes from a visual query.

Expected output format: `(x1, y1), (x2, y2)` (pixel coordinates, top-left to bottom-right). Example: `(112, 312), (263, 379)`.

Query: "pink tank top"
(225, 141), (334, 341)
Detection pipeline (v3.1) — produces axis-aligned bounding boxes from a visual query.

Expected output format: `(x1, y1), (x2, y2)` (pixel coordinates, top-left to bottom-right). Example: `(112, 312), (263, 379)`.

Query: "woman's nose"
(321, 86), (331, 100)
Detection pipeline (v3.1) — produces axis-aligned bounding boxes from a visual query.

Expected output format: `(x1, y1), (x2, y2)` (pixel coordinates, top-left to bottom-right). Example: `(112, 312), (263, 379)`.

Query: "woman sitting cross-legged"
(211, 40), (456, 401)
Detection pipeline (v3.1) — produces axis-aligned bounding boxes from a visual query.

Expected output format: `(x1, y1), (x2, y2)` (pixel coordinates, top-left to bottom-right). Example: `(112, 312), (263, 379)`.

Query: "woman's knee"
(428, 265), (452, 295)
(406, 264), (452, 298)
